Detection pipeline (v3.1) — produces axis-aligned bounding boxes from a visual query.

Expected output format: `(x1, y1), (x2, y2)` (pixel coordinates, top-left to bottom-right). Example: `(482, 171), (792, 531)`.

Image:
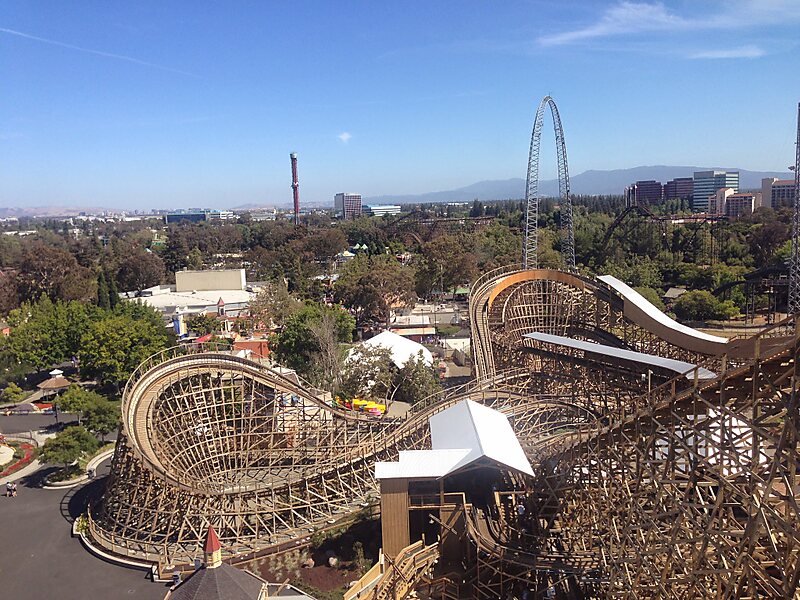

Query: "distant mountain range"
(2, 166), (794, 217)
(364, 166), (794, 205)
(0, 205), (118, 219)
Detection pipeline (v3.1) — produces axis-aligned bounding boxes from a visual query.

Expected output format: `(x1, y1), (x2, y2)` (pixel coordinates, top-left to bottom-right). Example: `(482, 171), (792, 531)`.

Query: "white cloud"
(539, 2), (687, 46)
(689, 45), (766, 59)
(0, 27), (196, 77)
(538, 1), (800, 47)
(338, 132), (352, 143)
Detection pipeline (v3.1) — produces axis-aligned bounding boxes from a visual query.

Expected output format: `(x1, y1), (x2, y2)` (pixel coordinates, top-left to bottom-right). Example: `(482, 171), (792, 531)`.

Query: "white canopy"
(352, 330), (433, 369)
(375, 399), (533, 479)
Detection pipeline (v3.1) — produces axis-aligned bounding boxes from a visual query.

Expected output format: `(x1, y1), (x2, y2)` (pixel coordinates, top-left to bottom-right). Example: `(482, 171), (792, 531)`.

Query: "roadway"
(0, 417), (164, 600)
(0, 457), (166, 600)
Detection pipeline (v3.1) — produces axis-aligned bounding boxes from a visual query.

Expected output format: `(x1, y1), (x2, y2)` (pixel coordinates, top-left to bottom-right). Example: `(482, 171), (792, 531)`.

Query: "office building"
(664, 177), (694, 201)
(164, 209), (236, 224)
(725, 192), (759, 218)
(692, 171), (739, 212)
(709, 188), (734, 216)
(334, 193), (362, 220)
(624, 180), (663, 207)
(762, 177), (797, 209)
(165, 212), (208, 224)
(363, 204), (402, 217)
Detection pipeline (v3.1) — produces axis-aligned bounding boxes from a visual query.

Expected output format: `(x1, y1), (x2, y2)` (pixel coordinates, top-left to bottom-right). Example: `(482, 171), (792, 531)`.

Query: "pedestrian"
(5, 482), (11, 497)
(11, 482), (17, 497)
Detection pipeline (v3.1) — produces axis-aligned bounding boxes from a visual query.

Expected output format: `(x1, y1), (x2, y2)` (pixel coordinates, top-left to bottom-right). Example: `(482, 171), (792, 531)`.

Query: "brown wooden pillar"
(379, 478), (410, 558)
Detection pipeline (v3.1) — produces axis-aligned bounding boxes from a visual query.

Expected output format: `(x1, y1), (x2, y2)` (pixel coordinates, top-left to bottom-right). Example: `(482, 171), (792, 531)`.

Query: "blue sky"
(1, 1), (799, 209)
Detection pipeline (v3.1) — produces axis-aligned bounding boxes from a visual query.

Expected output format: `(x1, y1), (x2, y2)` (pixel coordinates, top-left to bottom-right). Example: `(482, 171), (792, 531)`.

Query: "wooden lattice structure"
(92, 268), (800, 598)
(469, 267), (742, 380)
(91, 351), (586, 565)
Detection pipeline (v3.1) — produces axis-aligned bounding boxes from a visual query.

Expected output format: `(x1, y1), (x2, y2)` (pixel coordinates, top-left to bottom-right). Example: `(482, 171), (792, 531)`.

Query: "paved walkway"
(0, 444), (13, 466)
(0, 458), (42, 486)
(0, 458), (166, 600)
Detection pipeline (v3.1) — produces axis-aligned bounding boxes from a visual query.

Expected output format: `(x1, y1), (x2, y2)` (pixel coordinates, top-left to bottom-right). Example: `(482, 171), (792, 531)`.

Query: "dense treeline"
(0, 198), (794, 321)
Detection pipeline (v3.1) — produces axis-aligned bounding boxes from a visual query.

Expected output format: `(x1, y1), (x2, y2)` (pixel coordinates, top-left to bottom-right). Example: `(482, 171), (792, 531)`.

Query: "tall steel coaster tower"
(789, 103), (800, 315)
(522, 96), (575, 271)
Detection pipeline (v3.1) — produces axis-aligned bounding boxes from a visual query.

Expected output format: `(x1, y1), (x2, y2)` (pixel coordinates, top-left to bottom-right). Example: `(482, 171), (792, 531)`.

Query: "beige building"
(709, 188), (734, 215)
(176, 269), (246, 292)
(127, 269), (256, 336)
(725, 192), (759, 218)
(708, 188), (760, 218)
(762, 177), (797, 209)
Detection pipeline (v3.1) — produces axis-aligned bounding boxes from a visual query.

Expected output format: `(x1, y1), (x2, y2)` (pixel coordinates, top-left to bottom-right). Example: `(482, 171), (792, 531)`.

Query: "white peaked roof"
(355, 330), (434, 368)
(375, 399), (533, 479)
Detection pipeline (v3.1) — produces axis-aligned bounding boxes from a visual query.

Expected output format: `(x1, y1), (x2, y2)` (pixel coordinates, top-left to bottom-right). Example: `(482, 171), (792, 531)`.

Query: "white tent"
(351, 330), (433, 369)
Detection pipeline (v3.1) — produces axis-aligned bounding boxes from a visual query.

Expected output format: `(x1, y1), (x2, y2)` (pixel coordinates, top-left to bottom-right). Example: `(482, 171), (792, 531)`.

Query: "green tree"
(57, 384), (104, 424)
(0, 271), (20, 315)
(673, 290), (729, 322)
(96, 272), (111, 309)
(392, 352), (441, 405)
(634, 287), (666, 312)
(40, 426), (99, 469)
(306, 308), (352, 392)
(247, 281), (303, 330)
(14, 242), (96, 303)
(116, 249), (165, 292)
(186, 248), (204, 270)
(416, 235), (478, 299)
(273, 303), (354, 376)
(107, 274), (120, 309)
(186, 313), (219, 336)
(83, 398), (120, 440)
(469, 200), (484, 218)
(1, 382), (25, 404)
(335, 255), (415, 328)
(475, 223), (522, 270)
(80, 312), (169, 387)
(714, 299), (741, 320)
(748, 221), (789, 268)
(605, 256), (663, 289)
(56, 383), (94, 425)
(340, 346), (439, 405)
(339, 345), (396, 400)
(7, 298), (97, 371)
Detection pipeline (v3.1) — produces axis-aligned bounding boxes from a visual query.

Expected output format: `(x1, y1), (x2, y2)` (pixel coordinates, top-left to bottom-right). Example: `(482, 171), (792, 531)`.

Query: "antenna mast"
(290, 152), (300, 226)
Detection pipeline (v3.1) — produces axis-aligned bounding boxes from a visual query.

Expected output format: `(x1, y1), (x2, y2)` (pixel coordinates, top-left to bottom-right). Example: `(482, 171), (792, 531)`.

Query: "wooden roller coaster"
(90, 267), (800, 598)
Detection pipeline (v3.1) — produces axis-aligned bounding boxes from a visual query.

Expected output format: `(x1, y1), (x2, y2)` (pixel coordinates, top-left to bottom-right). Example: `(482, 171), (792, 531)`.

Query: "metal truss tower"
(523, 96), (575, 271)
(789, 103), (800, 315)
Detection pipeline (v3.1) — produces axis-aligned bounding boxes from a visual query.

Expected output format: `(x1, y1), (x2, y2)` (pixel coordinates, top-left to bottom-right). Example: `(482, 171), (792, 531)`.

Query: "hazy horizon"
(2, 1), (799, 209)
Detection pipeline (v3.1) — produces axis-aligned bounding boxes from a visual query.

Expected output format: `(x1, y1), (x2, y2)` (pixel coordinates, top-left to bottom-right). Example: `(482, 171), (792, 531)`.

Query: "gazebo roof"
(37, 374), (71, 391)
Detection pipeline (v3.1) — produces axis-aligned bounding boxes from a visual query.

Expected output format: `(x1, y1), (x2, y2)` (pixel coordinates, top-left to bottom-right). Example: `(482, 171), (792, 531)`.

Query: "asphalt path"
(0, 412), (78, 435)
(0, 456), (166, 600)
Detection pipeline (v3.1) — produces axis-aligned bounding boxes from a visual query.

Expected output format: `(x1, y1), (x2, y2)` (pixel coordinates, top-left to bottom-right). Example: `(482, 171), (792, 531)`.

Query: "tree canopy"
(340, 345), (440, 404)
(272, 303), (355, 377)
(335, 255), (415, 328)
(80, 309), (169, 387)
(39, 425), (100, 469)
